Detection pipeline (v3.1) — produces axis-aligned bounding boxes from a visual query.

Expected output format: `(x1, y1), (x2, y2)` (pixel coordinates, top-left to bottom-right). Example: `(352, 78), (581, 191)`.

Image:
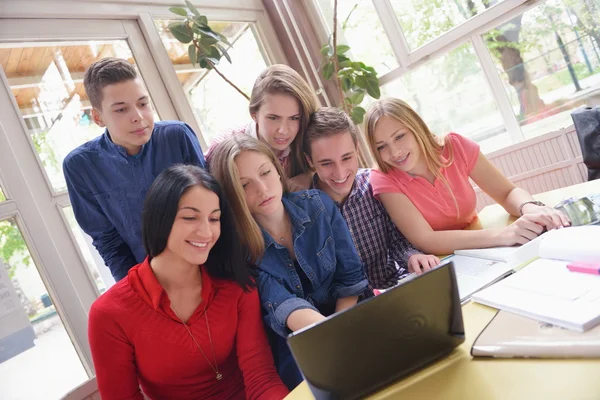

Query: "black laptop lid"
(286, 262), (465, 400)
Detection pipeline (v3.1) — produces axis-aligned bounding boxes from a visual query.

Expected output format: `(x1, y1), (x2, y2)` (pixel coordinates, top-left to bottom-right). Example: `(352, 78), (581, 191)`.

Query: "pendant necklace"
(171, 302), (222, 381)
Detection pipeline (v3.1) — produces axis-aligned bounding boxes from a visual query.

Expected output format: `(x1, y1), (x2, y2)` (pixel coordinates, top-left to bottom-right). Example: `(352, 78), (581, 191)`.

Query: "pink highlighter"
(567, 262), (600, 276)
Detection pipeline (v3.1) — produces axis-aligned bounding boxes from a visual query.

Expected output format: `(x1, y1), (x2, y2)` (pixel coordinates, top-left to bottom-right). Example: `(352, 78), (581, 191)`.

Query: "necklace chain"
(265, 213), (292, 245)
(171, 301), (222, 381)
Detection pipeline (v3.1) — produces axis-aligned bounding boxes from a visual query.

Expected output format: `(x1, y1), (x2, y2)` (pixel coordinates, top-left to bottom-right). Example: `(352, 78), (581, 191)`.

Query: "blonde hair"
(364, 98), (459, 216)
(249, 64), (318, 178)
(208, 135), (289, 263)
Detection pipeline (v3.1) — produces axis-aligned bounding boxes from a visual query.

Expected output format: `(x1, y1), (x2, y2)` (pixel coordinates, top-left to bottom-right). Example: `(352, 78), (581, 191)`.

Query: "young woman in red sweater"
(87, 165), (289, 400)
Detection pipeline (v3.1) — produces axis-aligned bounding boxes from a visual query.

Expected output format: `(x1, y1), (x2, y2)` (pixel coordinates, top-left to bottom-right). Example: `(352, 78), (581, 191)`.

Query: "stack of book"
(449, 225), (600, 358)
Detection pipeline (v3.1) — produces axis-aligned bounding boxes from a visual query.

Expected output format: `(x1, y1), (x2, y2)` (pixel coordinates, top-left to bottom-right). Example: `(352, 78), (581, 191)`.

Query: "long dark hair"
(142, 164), (255, 290)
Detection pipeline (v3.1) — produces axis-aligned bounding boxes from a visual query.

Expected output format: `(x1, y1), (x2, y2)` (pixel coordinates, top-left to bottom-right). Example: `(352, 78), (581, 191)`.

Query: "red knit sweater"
(88, 258), (289, 399)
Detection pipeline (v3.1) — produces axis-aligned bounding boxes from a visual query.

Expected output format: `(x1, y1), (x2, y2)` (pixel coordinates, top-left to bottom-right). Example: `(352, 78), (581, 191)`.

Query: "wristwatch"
(519, 200), (546, 216)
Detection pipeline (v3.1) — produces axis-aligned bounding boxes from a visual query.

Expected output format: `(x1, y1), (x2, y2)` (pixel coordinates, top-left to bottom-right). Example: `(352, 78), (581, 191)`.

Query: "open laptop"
(286, 262), (465, 400)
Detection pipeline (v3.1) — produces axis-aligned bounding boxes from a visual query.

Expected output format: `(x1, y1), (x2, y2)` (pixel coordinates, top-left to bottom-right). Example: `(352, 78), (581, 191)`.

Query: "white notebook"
(472, 226), (600, 332)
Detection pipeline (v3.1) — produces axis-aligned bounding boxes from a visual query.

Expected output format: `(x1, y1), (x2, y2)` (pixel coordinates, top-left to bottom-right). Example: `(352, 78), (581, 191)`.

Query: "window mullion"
(135, 14), (208, 149)
(471, 34), (524, 145)
(372, 0), (410, 71)
(0, 199), (18, 221)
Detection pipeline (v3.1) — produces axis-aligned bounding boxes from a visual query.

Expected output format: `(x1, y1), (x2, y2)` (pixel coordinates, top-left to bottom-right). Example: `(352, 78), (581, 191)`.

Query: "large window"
(483, 0), (600, 140)
(314, 0), (600, 153)
(0, 12), (283, 399)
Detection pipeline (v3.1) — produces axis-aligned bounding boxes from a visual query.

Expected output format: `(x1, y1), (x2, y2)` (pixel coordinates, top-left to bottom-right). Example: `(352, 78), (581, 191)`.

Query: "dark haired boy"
(63, 57), (206, 281)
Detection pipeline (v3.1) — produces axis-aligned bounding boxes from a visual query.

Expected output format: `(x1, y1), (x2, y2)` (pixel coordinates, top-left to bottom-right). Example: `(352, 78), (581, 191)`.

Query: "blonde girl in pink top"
(207, 64), (318, 179)
(364, 98), (570, 257)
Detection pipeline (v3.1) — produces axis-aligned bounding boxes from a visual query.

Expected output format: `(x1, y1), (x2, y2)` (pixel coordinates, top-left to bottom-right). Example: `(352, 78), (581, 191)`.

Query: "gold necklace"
(171, 301), (222, 381)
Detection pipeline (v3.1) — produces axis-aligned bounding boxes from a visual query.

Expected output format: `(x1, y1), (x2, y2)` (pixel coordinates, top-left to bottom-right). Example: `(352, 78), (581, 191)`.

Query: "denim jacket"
(257, 189), (369, 338)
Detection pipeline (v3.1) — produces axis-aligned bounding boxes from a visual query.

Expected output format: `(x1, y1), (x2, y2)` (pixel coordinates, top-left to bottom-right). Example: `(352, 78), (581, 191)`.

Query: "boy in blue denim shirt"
(209, 135), (370, 390)
(63, 58), (205, 281)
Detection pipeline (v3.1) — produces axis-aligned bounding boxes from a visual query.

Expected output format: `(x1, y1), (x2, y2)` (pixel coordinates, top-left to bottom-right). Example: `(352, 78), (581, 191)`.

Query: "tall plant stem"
(332, 0), (350, 114)
(209, 61), (250, 100)
(188, 31), (250, 100)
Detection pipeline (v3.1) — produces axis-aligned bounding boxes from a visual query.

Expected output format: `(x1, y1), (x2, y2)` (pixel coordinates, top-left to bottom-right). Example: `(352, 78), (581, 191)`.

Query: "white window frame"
(307, 0), (553, 148)
(0, 76), (97, 375)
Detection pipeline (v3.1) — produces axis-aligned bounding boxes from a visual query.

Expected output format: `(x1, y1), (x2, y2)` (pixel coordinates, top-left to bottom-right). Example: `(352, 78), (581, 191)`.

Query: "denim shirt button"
(288, 263), (292, 267)
(295, 285), (301, 289)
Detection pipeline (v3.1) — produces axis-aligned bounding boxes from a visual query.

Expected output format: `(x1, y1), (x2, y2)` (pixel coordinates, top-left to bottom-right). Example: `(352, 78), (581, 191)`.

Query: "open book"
(436, 255), (514, 303)
(472, 226), (600, 332)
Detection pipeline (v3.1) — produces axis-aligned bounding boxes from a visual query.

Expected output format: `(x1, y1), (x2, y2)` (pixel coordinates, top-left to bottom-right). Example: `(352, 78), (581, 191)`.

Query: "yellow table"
(286, 180), (600, 400)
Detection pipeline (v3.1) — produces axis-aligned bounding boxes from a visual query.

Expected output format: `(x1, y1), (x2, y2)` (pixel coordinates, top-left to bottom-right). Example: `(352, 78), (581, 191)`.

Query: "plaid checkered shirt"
(312, 169), (421, 289)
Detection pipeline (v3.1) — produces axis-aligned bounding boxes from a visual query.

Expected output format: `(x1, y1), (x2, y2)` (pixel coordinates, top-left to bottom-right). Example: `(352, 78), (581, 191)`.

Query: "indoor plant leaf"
(169, 7), (188, 17)
(349, 90), (365, 105)
(169, 23), (192, 43)
(350, 106), (366, 124)
(185, 0), (201, 18)
(366, 77), (381, 99)
(336, 44), (350, 54)
(322, 62), (334, 80)
(188, 44), (197, 67)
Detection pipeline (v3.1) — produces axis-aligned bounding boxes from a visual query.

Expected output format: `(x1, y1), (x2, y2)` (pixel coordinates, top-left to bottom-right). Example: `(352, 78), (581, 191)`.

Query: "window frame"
(308, 0), (555, 149)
